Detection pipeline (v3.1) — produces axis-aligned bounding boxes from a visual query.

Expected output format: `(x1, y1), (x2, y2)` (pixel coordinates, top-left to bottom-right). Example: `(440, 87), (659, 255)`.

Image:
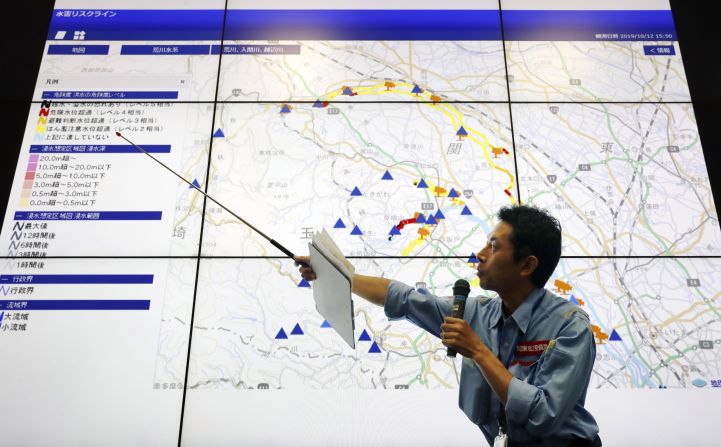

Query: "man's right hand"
(294, 256), (317, 281)
(295, 257), (389, 307)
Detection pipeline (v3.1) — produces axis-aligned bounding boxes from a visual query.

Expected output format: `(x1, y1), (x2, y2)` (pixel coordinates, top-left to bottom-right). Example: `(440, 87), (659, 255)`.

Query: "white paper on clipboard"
(309, 229), (355, 349)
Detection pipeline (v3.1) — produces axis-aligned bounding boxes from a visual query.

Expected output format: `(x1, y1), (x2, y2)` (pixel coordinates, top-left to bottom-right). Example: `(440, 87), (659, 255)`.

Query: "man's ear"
(519, 255), (539, 279)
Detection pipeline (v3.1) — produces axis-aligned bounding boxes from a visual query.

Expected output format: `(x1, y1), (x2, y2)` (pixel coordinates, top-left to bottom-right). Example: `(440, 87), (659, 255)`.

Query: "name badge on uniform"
(493, 433), (508, 447)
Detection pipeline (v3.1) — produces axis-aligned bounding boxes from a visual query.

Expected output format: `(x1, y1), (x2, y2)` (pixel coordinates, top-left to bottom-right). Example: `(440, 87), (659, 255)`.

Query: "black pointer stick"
(116, 131), (307, 266)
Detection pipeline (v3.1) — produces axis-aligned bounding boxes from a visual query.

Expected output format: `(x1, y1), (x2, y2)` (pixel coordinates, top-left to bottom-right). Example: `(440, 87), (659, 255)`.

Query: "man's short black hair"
(498, 205), (562, 288)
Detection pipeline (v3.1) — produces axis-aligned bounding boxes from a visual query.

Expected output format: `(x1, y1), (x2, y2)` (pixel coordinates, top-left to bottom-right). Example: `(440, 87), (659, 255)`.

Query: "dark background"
(1, 0), (719, 232)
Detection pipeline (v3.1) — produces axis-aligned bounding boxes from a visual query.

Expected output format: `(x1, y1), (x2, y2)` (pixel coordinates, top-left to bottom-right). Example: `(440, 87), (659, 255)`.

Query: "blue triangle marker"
(275, 328), (288, 339)
(461, 205), (473, 215)
(415, 213), (427, 224)
(426, 215), (438, 225)
(448, 188), (459, 198)
(569, 294), (579, 306)
(297, 279), (311, 288)
(351, 186), (362, 196)
(359, 329), (372, 341)
(609, 329), (623, 341)
(189, 178), (201, 189)
(213, 128), (225, 138)
(351, 225), (363, 235)
(435, 209), (446, 220)
(417, 178), (429, 188)
(313, 99), (323, 108)
(412, 84), (423, 94)
(280, 104), (291, 113)
(467, 253), (479, 263)
(321, 320), (332, 328)
(334, 218), (346, 229)
(456, 126), (468, 137)
(343, 86), (353, 95)
(290, 323), (304, 335)
(382, 170), (394, 180)
(368, 341), (382, 353)
(389, 225), (401, 236)
(0, 311), (3, 324)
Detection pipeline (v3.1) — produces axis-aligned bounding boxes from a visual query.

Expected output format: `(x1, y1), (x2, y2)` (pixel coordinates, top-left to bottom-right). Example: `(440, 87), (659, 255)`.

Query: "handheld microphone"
(447, 279), (471, 357)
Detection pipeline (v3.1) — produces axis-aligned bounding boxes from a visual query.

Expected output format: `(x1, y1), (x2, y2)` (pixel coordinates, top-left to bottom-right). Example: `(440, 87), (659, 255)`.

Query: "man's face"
(475, 221), (524, 293)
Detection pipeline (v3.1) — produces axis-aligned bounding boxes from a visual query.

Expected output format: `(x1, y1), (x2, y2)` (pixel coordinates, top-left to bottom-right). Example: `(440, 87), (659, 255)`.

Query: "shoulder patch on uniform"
(563, 306), (589, 321)
(545, 339), (556, 353)
(478, 296), (492, 305)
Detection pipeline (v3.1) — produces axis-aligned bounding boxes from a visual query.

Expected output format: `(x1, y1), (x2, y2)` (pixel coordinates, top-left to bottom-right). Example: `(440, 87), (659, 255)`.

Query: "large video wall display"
(1, 0), (719, 445)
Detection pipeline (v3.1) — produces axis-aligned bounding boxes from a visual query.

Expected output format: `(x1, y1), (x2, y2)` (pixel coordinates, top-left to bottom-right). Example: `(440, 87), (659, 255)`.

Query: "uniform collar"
(490, 287), (545, 334)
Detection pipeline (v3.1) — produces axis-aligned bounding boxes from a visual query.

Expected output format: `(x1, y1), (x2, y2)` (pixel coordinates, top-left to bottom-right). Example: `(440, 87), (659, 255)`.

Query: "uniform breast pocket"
(510, 339), (552, 382)
(509, 357), (541, 382)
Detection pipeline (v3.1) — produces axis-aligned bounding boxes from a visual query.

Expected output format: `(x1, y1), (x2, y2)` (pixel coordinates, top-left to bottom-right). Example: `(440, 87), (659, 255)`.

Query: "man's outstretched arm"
(351, 274), (390, 306)
(295, 256), (390, 307)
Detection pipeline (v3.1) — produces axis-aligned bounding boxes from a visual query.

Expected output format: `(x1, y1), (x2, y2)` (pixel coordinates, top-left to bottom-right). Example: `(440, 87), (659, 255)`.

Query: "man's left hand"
(440, 317), (486, 358)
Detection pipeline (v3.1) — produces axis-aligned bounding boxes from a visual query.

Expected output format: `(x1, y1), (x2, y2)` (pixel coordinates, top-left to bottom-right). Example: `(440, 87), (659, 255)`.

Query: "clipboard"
(309, 242), (355, 349)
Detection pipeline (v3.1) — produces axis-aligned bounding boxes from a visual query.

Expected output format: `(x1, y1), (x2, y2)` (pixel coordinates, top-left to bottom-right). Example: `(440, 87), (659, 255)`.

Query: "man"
(296, 205), (601, 446)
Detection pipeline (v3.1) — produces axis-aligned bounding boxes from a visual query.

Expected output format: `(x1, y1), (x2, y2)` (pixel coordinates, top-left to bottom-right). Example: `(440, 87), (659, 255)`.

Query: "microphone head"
(452, 279), (471, 297)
